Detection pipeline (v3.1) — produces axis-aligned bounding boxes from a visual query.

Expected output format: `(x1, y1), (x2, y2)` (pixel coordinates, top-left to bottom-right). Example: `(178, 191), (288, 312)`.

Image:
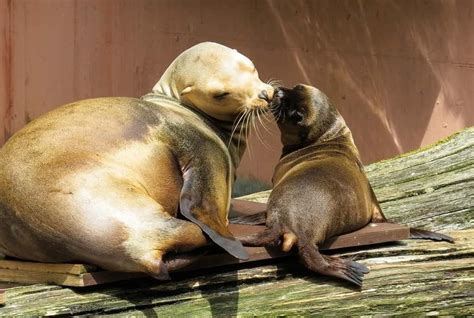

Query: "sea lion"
(0, 42), (274, 278)
(237, 84), (453, 286)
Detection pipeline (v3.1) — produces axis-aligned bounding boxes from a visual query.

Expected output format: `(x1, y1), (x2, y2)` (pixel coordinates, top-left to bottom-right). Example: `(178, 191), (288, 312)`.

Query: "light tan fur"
(0, 42), (273, 277)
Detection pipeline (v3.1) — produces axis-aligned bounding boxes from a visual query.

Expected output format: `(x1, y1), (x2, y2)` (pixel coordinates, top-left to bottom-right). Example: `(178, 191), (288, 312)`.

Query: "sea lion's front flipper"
(180, 168), (249, 260)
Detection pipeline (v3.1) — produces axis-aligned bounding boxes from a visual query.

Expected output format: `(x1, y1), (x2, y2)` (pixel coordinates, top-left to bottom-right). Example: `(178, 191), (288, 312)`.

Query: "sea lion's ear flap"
(180, 86), (193, 96)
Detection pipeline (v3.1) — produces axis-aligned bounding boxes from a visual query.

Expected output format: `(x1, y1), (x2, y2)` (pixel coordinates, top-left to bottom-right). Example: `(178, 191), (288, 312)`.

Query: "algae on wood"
(0, 127), (473, 316)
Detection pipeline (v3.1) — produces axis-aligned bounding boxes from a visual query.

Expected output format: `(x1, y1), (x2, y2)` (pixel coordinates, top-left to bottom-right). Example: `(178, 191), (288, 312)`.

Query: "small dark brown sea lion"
(237, 84), (453, 286)
(0, 42), (274, 278)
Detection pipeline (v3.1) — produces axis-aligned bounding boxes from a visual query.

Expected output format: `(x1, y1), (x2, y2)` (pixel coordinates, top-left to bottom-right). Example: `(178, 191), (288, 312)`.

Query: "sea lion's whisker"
(237, 108), (249, 152)
(254, 114), (272, 150)
(228, 111), (247, 149)
(266, 78), (282, 88)
(240, 110), (251, 152)
(244, 111), (253, 159)
(251, 109), (258, 134)
(257, 108), (272, 133)
(264, 111), (276, 124)
(251, 110), (270, 149)
(235, 109), (248, 153)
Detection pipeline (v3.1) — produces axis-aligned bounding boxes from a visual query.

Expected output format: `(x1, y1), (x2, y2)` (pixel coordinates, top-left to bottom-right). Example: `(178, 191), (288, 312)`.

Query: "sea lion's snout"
(270, 86), (290, 107)
(270, 86), (306, 125)
(258, 90), (271, 102)
(269, 86), (287, 120)
(256, 85), (275, 111)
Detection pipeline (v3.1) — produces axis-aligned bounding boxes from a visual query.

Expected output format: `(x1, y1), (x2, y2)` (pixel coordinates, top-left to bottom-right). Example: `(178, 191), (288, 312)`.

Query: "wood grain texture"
(0, 127), (472, 316)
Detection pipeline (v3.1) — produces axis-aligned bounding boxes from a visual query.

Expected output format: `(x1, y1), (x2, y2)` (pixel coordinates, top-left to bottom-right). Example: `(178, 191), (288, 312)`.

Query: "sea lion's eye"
(295, 110), (305, 123)
(213, 92), (230, 100)
(288, 108), (306, 125)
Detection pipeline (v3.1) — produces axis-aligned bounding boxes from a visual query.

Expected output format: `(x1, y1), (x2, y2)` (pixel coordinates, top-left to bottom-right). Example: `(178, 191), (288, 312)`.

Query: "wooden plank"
(0, 221), (409, 287)
(320, 222), (410, 249)
(230, 199), (267, 216)
(0, 268), (87, 287)
(80, 271), (146, 287)
(228, 222), (410, 250)
(0, 200), (409, 287)
(0, 259), (96, 275)
(0, 268), (144, 288)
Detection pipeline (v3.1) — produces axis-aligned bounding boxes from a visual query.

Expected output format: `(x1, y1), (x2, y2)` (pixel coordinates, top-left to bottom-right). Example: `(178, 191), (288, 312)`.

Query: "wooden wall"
(1, 0), (473, 183)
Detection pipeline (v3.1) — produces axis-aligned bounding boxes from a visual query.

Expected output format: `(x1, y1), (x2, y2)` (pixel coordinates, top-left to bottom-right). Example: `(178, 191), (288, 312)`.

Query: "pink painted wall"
(1, 0), (473, 184)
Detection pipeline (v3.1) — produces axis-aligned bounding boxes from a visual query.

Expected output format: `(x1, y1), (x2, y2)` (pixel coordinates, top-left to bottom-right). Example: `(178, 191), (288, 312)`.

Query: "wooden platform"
(0, 200), (409, 287)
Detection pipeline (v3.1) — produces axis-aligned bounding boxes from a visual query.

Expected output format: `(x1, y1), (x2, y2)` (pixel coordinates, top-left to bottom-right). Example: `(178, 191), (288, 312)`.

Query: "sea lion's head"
(153, 42), (274, 121)
(271, 84), (347, 149)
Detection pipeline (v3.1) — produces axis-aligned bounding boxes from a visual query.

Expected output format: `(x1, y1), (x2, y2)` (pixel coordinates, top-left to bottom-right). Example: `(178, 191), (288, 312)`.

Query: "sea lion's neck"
(141, 92), (248, 169)
(281, 117), (360, 163)
(178, 101), (248, 169)
(282, 102), (360, 160)
(275, 124), (362, 187)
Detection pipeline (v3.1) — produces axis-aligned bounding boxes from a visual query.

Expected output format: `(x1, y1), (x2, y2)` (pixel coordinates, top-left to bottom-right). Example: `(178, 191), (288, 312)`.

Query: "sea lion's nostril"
(258, 90), (270, 102)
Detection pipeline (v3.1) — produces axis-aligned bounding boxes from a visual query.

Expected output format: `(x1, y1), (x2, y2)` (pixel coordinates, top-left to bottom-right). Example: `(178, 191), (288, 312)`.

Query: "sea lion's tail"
(236, 227), (280, 246)
(409, 228), (454, 243)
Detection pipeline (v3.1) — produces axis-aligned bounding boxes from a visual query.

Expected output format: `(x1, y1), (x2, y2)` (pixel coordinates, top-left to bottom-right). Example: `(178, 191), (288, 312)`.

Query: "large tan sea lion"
(0, 42), (274, 278)
(237, 84), (453, 286)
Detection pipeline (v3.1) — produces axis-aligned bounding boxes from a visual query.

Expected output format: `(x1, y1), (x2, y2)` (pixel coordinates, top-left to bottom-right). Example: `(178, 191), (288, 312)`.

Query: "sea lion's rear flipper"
(143, 250), (207, 280)
(164, 249), (208, 271)
(299, 244), (369, 287)
(236, 227), (279, 246)
(180, 169), (249, 260)
(410, 228), (454, 243)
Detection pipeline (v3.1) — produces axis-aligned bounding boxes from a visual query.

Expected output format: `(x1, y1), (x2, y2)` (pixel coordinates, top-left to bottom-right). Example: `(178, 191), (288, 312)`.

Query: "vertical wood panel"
(0, 0), (473, 183)
(0, 0), (11, 143)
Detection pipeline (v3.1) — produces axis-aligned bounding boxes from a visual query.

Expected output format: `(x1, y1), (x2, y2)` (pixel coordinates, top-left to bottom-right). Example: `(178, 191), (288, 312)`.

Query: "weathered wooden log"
(0, 127), (472, 316)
